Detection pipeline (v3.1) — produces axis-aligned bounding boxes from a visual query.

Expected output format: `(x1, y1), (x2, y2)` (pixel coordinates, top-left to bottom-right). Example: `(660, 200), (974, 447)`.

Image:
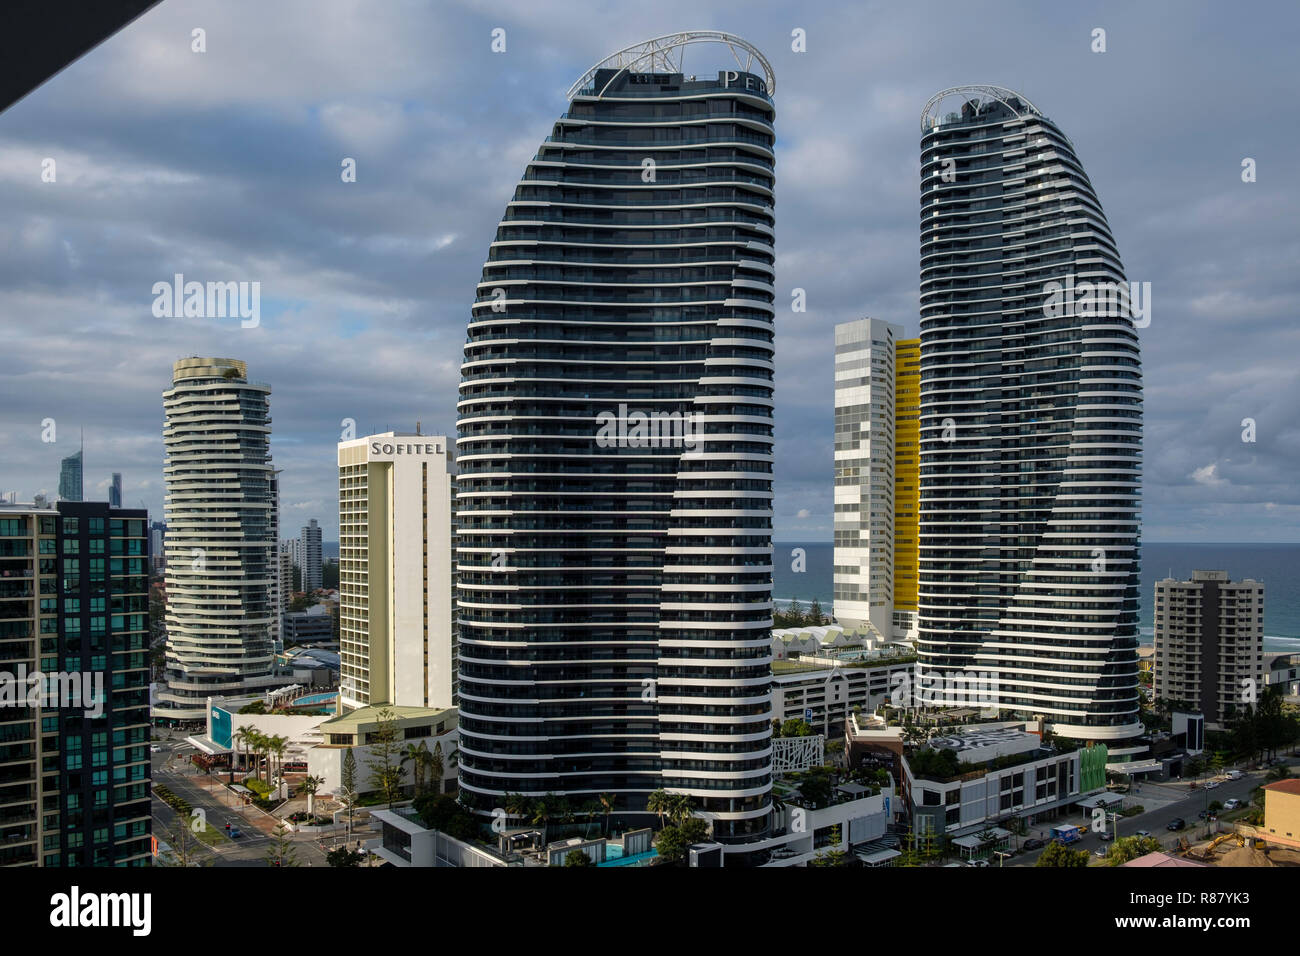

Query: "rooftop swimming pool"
(292, 692), (337, 707)
(598, 845), (659, 867)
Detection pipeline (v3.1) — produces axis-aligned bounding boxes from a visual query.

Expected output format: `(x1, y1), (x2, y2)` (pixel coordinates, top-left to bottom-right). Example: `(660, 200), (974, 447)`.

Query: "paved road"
(151, 739), (348, 867)
(1009, 763), (1292, 866)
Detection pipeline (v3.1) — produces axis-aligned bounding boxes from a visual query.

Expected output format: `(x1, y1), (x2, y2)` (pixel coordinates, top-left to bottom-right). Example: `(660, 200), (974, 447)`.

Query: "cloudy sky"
(1, 0), (1296, 545)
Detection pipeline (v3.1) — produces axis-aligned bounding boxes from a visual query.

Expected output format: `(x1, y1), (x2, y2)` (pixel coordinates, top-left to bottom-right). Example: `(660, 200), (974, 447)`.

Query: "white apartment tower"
(1154, 570), (1265, 729)
(338, 432), (456, 711)
(833, 318), (900, 640)
(155, 357), (277, 721)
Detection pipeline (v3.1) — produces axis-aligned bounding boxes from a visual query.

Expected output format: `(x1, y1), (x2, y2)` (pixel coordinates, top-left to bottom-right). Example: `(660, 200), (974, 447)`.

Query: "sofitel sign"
(370, 440), (443, 459)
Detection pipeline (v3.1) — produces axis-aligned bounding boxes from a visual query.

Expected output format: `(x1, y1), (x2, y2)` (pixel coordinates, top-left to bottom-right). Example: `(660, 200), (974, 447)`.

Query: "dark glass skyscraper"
(58, 449), (83, 502)
(916, 87), (1143, 740)
(456, 33), (777, 843)
(0, 501), (150, 867)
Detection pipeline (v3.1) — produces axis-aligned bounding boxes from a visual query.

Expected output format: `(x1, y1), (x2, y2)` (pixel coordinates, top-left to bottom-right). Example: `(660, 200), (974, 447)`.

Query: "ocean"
(773, 541), (1300, 656)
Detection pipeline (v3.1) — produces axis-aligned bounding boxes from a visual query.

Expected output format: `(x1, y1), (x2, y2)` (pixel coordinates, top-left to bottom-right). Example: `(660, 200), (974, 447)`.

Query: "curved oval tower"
(916, 87), (1143, 740)
(457, 33), (777, 843)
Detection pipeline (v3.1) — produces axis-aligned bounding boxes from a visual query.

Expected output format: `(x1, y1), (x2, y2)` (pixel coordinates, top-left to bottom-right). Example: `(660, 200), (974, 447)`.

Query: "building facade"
(833, 318), (899, 639)
(915, 87), (1143, 740)
(456, 33), (777, 845)
(58, 450), (83, 502)
(891, 338), (920, 638)
(0, 501), (151, 866)
(154, 357), (277, 722)
(300, 518), (323, 593)
(832, 319), (921, 641)
(1153, 570), (1265, 728)
(338, 432), (456, 710)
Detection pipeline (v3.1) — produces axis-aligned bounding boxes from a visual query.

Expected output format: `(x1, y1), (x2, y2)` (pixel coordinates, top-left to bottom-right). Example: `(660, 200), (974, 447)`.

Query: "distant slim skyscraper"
(58, 448), (83, 501)
(109, 471), (122, 508)
(300, 518), (323, 592)
(916, 87), (1143, 740)
(456, 33), (776, 848)
(832, 319), (921, 641)
(154, 358), (277, 721)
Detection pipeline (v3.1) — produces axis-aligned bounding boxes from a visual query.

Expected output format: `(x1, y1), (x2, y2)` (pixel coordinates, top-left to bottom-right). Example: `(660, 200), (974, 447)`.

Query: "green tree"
(268, 734), (288, 799)
(340, 748), (358, 837)
(655, 825), (689, 865)
(564, 848), (594, 867)
(301, 774), (325, 818)
(807, 597), (825, 626)
(667, 793), (694, 827)
(326, 847), (364, 867)
(1105, 835), (1162, 866)
(598, 792), (615, 838)
(365, 708), (404, 809)
(530, 793), (565, 846)
(810, 824), (849, 866)
(401, 741), (429, 797)
(780, 718), (814, 738)
(646, 789), (672, 828)
(681, 817), (709, 844)
(265, 820), (299, 868)
(428, 741), (445, 796)
(580, 799), (604, 838)
(233, 724), (256, 777)
(505, 791), (533, 825)
(162, 819), (210, 867)
(1035, 841), (1090, 867)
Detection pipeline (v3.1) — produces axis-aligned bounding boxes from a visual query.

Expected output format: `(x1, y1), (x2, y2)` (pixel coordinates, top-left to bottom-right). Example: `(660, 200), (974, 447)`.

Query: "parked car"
(965, 858), (989, 867)
(1223, 798), (1242, 811)
(1093, 848), (1108, 858)
(1023, 838), (1046, 851)
(1099, 830), (1114, 841)
(1227, 770), (1244, 779)
(1135, 829), (1151, 837)
(1205, 780), (1220, 789)
(150, 745), (161, 753)
(1167, 818), (1186, 831)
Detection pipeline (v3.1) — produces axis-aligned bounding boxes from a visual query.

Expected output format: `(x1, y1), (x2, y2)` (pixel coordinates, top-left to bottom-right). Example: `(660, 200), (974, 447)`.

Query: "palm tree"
(597, 792), (615, 838)
(667, 793), (694, 827)
(428, 742), (445, 796)
(529, 796), (553, 846)
(301, 774), (325, 818)
(646, 789), (672, 828)
(268, 735), (288, 799)
(579, 799), (603, 838)
(401, 742), (427, 797)
(245, 730), (264, 783)
(504, 792), (532, 827)
(232, 725), (254, 783)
